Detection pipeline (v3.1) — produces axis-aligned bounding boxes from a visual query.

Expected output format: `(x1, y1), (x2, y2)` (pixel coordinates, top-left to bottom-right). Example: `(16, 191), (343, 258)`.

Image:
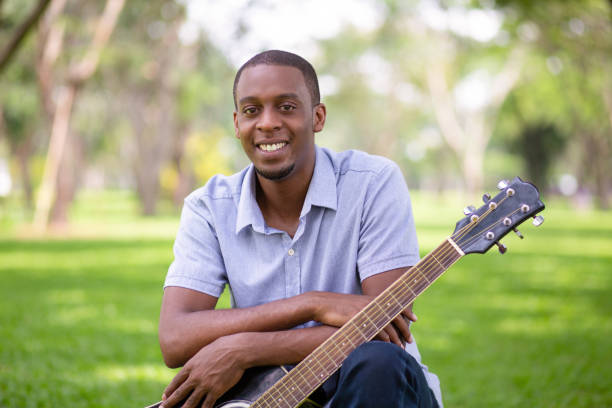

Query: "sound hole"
(217, 401), (251, 408)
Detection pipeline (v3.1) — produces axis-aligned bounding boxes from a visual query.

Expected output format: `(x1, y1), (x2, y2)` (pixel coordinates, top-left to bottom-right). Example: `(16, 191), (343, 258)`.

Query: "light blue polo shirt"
(164, 145), (442, 405)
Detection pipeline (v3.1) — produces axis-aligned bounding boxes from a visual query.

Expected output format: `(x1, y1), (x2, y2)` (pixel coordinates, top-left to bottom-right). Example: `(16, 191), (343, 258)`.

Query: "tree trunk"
(50, 130), (82, 223)
(171, 125), (194, 207)
(32, 0), (125, 231)
(33, 84), (77, 229)
(126, 19), (181, 215)
(16, 137), (35, 210)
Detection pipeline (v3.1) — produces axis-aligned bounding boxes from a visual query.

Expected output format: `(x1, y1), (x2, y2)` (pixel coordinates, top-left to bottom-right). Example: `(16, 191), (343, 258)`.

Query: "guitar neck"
(251, 238), (465, 408)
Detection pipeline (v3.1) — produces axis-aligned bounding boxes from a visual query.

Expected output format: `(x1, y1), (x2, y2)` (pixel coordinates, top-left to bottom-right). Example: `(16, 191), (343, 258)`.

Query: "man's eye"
(279, 104), (295, 112)
(243, 107), (257, 115)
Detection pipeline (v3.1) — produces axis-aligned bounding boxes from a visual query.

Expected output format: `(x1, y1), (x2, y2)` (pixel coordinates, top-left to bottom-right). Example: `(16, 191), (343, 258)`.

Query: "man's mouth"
(257, 142), (287, 152)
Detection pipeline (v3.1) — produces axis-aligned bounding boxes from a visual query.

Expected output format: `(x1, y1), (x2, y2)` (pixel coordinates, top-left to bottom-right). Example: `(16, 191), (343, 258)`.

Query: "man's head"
(232, 50), (326, 182)
(233, 50), (320, 109)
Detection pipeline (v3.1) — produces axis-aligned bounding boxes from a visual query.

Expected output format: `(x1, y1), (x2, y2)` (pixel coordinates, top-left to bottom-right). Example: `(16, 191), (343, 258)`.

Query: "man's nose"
(256, 108), (281, 132)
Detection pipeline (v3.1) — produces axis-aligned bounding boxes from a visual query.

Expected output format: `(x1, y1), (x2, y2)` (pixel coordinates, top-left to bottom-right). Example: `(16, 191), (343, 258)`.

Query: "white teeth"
(259, 142), (286, 152)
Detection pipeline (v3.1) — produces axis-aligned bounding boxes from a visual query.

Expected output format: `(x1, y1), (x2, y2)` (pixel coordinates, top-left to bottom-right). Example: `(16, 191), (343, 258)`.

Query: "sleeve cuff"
(358, 254), (420, 282)
(163, 275), (226, 298)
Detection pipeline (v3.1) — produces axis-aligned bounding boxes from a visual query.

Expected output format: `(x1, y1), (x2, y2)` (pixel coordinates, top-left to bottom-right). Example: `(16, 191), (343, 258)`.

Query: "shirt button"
(288, 248), (295, 256)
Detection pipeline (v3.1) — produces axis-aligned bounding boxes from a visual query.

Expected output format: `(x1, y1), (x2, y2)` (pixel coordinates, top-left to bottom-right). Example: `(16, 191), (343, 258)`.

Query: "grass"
(1, 190), (611, 407)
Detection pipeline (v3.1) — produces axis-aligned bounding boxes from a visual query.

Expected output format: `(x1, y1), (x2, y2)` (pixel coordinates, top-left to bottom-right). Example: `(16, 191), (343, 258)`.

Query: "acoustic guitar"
(147, 177), (545, 408)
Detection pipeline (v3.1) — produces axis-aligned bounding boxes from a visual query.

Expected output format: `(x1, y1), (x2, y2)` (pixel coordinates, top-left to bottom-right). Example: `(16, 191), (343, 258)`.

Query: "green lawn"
(1, 191), (611, 407)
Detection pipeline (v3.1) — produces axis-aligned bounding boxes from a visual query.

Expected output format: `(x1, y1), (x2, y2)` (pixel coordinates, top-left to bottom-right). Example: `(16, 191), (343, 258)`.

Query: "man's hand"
(160, 335), (246, 408)
(309, 291), (417, 347)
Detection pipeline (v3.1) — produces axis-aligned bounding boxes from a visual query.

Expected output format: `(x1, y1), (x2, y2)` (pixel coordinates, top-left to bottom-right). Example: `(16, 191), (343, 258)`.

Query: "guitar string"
(253, 244), (455, 408)
(257, 225), (480, 407)
(256, 231), (475, 407)
(255, 240), (462, 407)
(256, 195), (519, 407)
(453, 207), (521, 252)
(257, 243), (463, 408)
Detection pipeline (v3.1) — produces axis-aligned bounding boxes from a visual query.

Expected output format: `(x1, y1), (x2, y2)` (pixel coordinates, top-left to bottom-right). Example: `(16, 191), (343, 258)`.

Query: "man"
(158, 50), (441, 408)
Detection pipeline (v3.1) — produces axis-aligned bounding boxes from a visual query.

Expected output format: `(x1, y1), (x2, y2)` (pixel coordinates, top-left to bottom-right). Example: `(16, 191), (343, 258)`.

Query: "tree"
(33, 0), (125, 229)
(488, 0), (612, 207)
(101, 0), (236, 214)
(0, 0), (51, 74)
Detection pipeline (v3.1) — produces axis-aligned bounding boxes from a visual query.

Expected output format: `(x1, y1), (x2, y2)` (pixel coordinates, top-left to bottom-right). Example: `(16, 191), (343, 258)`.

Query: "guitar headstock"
(452, 177), (545, 255)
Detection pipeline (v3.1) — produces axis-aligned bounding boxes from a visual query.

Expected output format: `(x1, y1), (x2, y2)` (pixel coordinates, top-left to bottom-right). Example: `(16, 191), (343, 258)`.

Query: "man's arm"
(160, 287), (321, 368)
(159, 268), (416, 408)
(160, 265), (415, 368)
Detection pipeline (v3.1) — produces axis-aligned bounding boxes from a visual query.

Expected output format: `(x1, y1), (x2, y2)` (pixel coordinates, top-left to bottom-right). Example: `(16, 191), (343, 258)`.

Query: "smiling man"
(158, 50), (442, 408)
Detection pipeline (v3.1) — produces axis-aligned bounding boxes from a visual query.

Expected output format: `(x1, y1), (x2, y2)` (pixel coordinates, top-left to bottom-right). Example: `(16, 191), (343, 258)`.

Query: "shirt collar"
(300, 145), (338, 217)
(235, 165), (265, 234)
(235, 145), (337, 235)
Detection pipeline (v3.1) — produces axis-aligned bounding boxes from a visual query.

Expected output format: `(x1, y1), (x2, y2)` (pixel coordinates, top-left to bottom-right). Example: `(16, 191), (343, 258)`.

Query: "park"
(1, 1), (611, 407)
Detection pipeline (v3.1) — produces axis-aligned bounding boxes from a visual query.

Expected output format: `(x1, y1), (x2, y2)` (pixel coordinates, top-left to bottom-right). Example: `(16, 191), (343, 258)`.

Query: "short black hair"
(233, 50), (320, 109)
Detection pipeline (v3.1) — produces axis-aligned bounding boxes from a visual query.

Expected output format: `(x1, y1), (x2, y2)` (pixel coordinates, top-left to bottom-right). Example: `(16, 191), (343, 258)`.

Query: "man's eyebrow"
(238, 96), (259, 106)
(238, 93), (302, 106)
(276, 93), (300, 100)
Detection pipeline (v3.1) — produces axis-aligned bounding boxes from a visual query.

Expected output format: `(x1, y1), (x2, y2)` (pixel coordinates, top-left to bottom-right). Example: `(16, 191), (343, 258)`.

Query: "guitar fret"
(251, 238), (468, 408)
(261, 380), (292, 408)
(413, 265), (432, 284)
(329, 338), (350, 364)
(430, 253), (445, 270)
(356, 312), (380, 340)
(350, 321), (368, 340)
(280, 378), (301, 408)
(397, 276), (419, 299)
(373, 301), (393, 321)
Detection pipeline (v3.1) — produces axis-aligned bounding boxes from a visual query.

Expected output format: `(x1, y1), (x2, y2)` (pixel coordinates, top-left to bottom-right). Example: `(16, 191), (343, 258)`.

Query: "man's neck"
(255, 161), (315, 237)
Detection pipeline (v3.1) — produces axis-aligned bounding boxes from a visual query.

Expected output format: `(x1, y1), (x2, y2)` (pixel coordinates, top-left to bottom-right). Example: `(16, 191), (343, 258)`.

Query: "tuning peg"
(532, 215), (544, 227)
(463, 205), (476, 215)
(495, 242), (507, 254)
(497, 179), (510, 190)
(482, 193), (491, 203)
(513, 228), (524, 239)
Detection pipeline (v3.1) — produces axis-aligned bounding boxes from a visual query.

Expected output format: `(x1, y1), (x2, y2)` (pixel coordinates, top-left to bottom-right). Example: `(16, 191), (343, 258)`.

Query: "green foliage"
(0, 40), (41, 147)
(510, 122), (566, 191)
(1, 191), (611, 406)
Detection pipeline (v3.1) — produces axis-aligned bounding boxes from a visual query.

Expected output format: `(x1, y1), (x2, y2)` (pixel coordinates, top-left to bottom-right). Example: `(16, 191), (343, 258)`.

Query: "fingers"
(403, 309), (418, 323)
(162, 369), (189, 407)
(180, 387), (206, 408)
(375, 324), (403, 347)
(392, 315), (412, 343)
(385, 324), (404, 347)
(202, 391), (220, 408)
(161, 379), (192, 408)
(375, 330), (390, 343)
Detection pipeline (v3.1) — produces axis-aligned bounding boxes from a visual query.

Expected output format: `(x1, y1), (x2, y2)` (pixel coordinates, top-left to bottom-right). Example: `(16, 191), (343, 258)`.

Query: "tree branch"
(68, 0), (125, 86)
(0, 0), (51, 74)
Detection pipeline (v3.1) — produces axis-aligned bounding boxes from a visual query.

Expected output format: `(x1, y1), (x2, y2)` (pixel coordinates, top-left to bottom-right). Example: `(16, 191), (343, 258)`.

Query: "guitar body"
(146, 366), (323, 408)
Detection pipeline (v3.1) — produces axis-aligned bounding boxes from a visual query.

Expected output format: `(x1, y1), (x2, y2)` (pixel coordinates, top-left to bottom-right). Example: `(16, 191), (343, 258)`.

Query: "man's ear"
(233, 111), (240, 138)
(313, 103), (327, 133)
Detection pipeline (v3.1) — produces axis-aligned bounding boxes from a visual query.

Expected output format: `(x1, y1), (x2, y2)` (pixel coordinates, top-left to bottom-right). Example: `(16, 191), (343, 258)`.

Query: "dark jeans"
(320, 341), (439, 408)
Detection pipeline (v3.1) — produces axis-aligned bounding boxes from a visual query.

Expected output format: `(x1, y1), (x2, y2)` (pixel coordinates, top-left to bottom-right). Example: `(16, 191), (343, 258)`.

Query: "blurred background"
(1, 0), (611, 407)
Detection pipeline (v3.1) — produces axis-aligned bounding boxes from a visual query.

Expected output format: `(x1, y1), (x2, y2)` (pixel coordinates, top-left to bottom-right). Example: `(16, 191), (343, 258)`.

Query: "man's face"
(233, 64), (325, 181)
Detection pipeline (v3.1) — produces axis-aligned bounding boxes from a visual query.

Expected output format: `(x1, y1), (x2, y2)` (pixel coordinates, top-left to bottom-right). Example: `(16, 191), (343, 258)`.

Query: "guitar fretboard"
(251, 238), (464, 408)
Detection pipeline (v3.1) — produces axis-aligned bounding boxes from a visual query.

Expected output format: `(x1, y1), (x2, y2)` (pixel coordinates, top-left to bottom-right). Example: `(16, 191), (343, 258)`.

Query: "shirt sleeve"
(164, 193), (228, 297)
(357, 162), (420, 281)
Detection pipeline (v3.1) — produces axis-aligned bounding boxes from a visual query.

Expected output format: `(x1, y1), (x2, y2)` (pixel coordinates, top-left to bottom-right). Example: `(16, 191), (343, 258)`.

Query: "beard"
(254, 163), (295, 181)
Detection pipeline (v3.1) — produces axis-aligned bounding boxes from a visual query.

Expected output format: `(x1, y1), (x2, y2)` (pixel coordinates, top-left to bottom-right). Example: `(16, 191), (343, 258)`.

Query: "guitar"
(146, 177), (545, 408)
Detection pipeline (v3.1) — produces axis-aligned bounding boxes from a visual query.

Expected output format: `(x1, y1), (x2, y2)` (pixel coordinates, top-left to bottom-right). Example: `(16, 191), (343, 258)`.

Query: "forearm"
(229, 325), (338, 368)
(159, 292), (317, 367)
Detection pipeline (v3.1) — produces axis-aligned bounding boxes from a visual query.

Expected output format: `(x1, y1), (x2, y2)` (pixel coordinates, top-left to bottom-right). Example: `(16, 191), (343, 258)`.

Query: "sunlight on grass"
(95, 364), (175, 383)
